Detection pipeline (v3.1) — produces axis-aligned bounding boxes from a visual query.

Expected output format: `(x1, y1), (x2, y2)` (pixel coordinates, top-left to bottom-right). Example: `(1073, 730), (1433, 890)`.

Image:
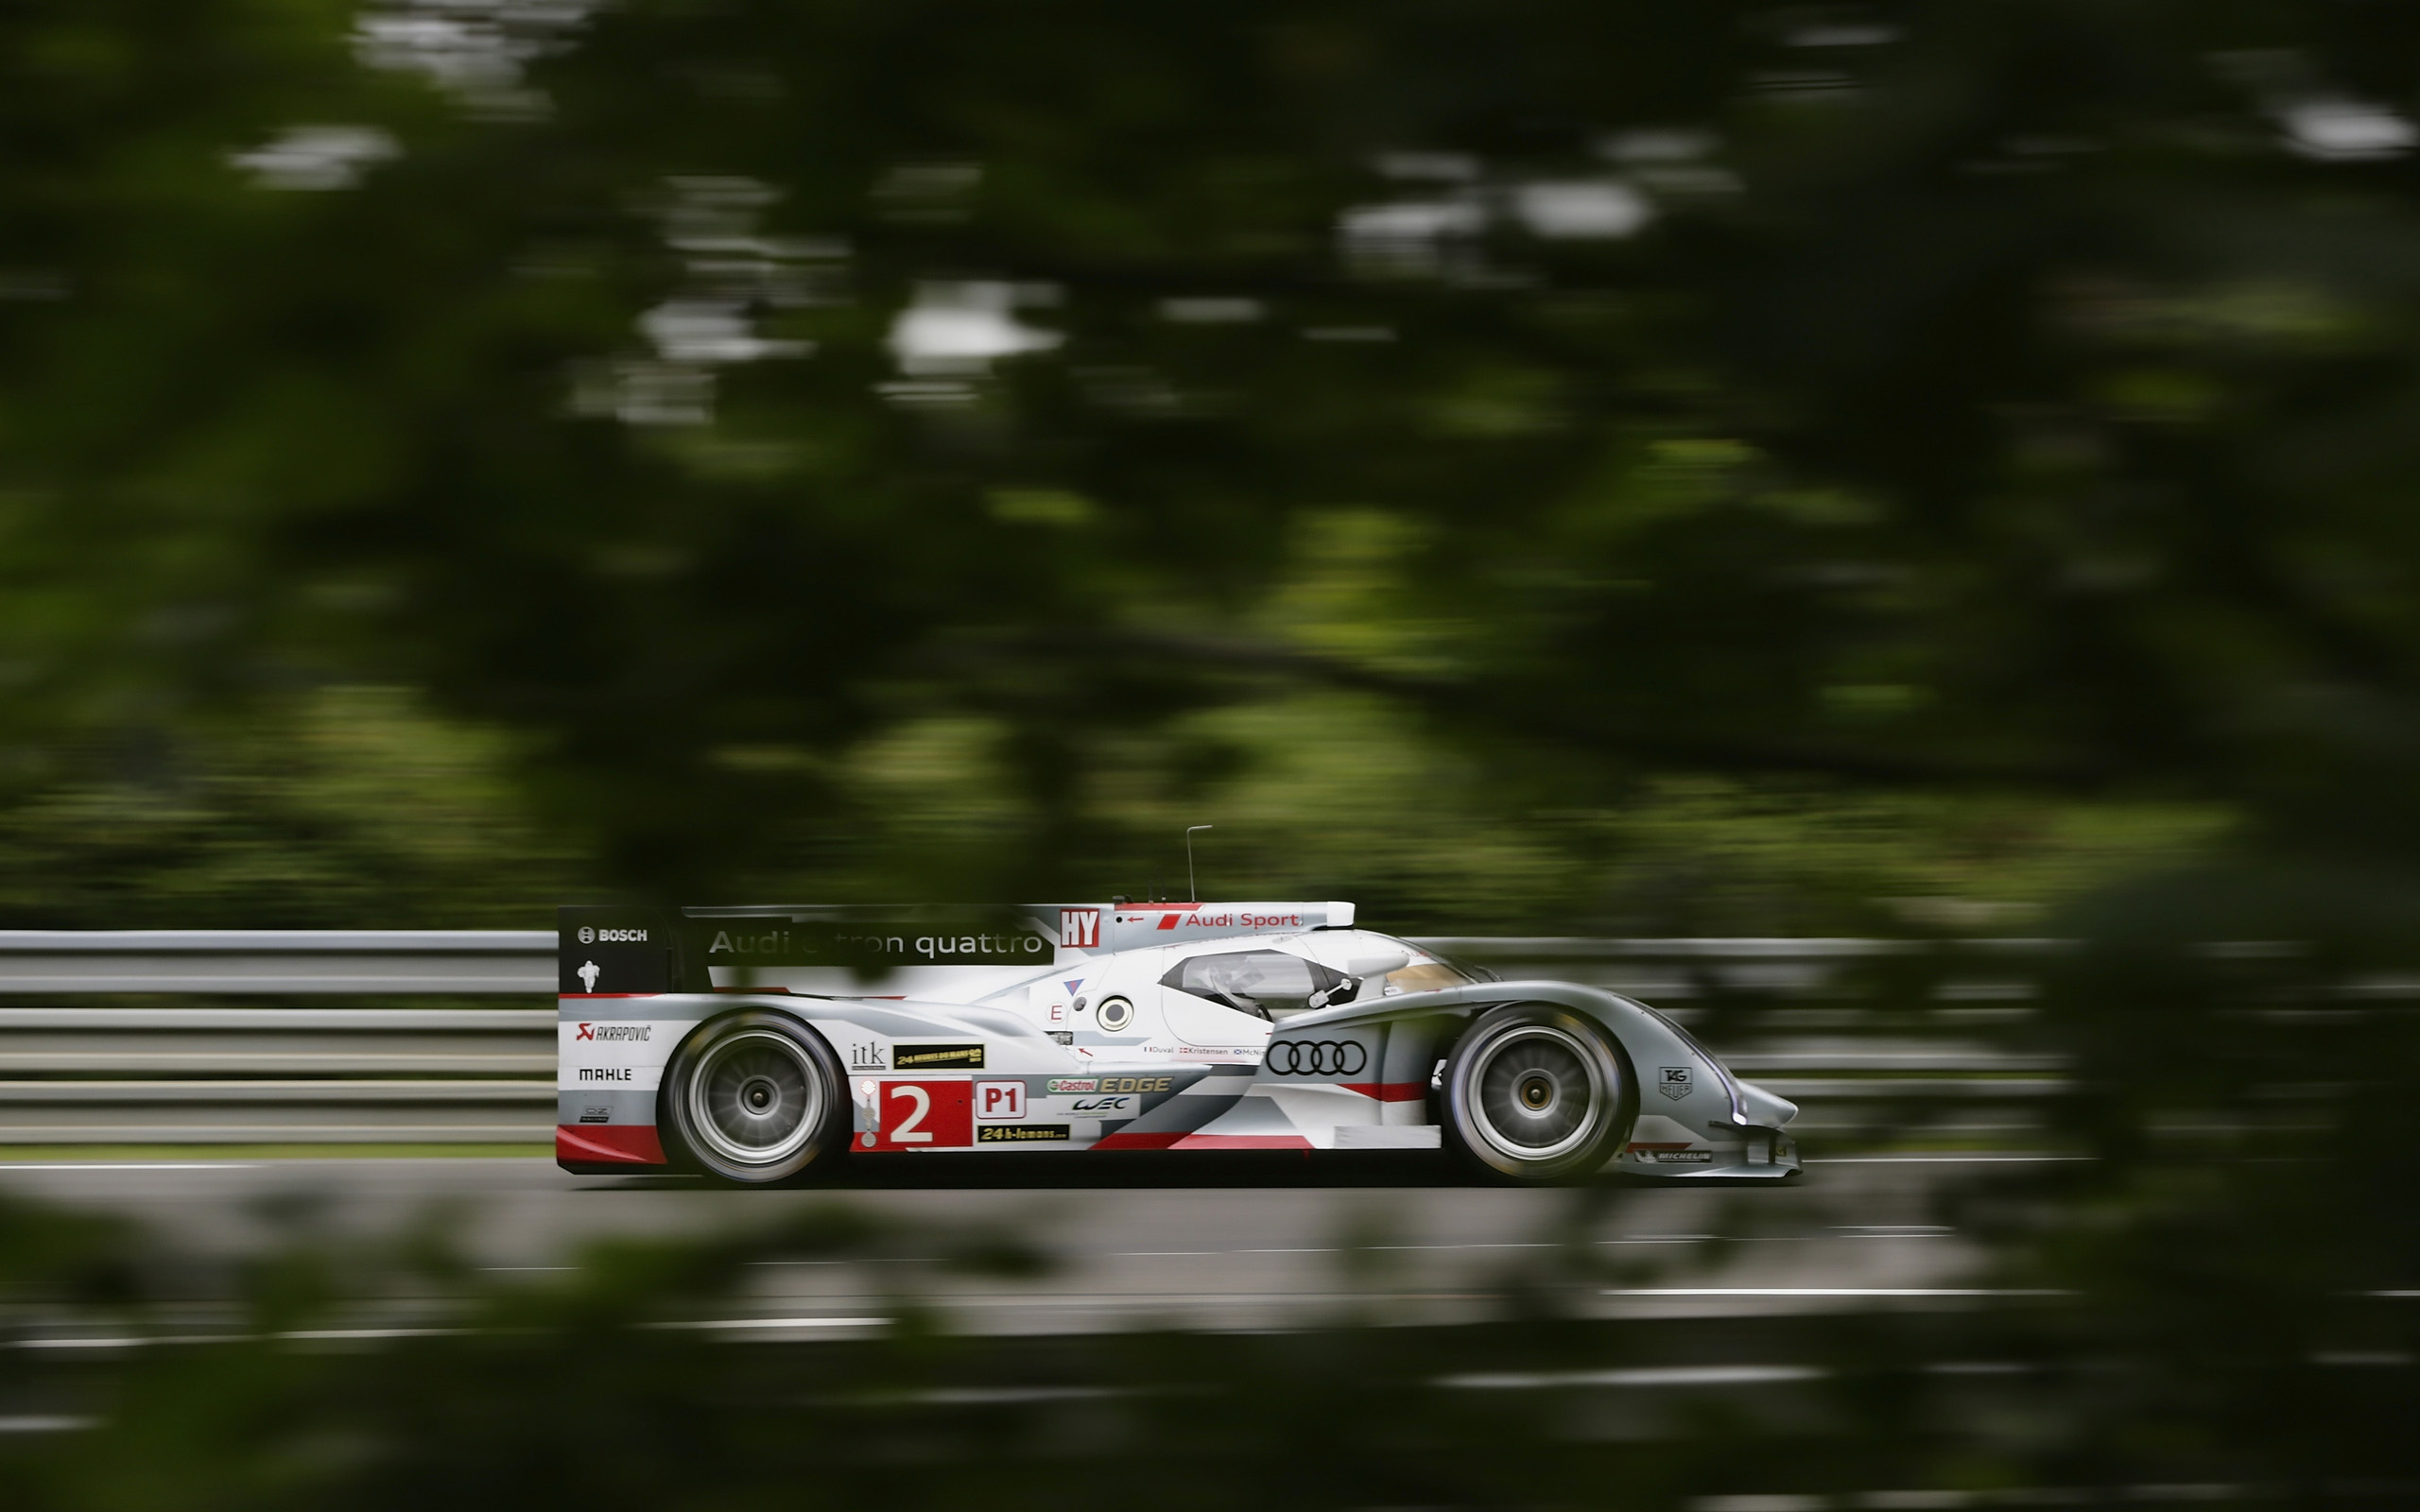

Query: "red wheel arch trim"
(1090, 1130), (1187, 1150)
(1340, 1081), (1427, 1101)
(555, 1125), (667, 1165)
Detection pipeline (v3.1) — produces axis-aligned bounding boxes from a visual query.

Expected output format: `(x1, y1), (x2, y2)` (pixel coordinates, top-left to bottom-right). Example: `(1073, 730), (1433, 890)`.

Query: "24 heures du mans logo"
(574, 1022), (650, 1042)
(1266, 1040), (1368, 1076)
(892, 1042), (984, 1071)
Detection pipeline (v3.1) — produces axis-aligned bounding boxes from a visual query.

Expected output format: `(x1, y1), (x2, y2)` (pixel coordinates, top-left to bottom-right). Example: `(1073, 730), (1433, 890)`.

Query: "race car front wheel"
(1443, 1005), (1633, 1183)
(663, 1011), (847, 1185)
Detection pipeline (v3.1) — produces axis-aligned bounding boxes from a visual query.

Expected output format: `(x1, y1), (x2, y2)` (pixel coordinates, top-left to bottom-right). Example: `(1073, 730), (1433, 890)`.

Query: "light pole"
(1185, 825), (1214, 901)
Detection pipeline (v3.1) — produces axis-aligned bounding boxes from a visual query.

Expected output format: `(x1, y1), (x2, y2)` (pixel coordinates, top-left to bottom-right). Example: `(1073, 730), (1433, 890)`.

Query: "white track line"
(1441, 1364), (1825, 1389)
(654, 1316), (891, 1331)
(1807, 1154), (2092, 1163)
(0, 1162), (257, 1171)
(1607, 1287), (2071, 1297)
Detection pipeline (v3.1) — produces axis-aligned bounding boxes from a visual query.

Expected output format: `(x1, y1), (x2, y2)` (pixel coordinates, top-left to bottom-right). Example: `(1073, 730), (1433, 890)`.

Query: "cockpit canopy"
(1159, 932), (1491, 1020)
(1161, 950), (1347, 1018)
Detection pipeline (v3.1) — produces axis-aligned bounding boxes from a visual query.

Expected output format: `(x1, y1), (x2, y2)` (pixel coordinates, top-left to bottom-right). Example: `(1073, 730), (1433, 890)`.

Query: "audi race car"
(556, 901), (1801, 1185)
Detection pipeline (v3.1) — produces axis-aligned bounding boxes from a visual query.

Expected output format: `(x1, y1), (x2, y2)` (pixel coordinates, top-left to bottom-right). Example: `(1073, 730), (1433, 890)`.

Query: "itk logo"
(1061, 909), (1101, 949)
(576, 1022), (596, 1042)
(577, 960), (601, 993)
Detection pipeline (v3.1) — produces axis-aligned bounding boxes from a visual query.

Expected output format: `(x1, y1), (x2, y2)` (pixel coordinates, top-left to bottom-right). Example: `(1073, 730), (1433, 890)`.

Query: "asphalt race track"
(0, 1153), (2072, 1336)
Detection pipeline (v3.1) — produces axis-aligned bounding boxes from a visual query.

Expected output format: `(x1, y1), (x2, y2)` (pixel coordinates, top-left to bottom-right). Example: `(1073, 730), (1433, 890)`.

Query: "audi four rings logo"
(1267, 1040), (1368, 1076)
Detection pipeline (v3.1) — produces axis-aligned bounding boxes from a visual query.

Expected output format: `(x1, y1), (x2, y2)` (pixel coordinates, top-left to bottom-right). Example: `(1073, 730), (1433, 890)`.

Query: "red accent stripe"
(1172, 1133), (1315, 1150)
(1624, 1143), (1695, 1152)
(555, 1125), (667, 1165)
(558, 993), (661, 1000)
(1090, 1130), (1189, 1151)
(1340, 1082), (1428, 1102)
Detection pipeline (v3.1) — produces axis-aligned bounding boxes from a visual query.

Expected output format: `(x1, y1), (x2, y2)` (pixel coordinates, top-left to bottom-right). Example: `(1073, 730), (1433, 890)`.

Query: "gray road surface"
(0, 1153), (2073, 1335)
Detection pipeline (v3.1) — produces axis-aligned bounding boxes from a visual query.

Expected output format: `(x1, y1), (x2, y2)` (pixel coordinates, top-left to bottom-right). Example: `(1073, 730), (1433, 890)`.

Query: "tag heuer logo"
(1658, 1066), (1692, 1100)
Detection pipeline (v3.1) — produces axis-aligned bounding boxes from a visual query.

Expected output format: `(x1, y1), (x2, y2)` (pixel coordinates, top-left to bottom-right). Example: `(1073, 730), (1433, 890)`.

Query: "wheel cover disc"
(1468, 1025), (1606, 1162)
(687, 1029), (821, 1166)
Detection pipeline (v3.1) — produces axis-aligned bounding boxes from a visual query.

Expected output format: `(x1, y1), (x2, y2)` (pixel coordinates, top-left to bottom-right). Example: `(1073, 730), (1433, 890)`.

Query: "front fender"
(1281, 979), (1772, 1133)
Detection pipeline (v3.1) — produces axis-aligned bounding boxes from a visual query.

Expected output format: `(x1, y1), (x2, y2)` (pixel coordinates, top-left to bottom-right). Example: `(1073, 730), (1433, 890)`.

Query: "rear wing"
(557, 901), (1359, 997)
(557, 906), (699, 996)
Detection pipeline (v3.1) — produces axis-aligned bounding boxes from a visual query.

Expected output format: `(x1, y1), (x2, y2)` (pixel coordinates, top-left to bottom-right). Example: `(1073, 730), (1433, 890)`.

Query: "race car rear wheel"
(663, 1011), (846, 1185)
(1443, 1005), (1632, 1183)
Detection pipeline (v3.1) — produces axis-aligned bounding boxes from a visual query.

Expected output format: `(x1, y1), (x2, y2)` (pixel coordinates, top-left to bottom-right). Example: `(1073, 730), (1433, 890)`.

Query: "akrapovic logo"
(575, 926), (648, 944)
(1266, 1040), (1368, 1076)
(574, 1023), (650, 1043)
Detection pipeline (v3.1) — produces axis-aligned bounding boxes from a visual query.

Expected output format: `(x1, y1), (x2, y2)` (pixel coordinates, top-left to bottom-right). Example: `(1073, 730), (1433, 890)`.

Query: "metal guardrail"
(0, 931), (2063, 1145)
(0, 931), (555, 995)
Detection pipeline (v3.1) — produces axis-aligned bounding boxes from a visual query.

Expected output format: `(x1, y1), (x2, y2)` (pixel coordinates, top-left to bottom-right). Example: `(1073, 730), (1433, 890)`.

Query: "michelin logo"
(578, 960), (601, 992)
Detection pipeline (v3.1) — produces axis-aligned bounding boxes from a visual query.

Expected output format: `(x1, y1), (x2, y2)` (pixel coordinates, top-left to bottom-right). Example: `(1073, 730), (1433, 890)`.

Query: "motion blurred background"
(5, 0), (2420, 1504)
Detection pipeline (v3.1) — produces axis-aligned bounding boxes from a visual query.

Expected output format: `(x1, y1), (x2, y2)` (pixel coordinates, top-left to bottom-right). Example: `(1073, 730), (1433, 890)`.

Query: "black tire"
(1442, 1004), (1634, 1183)
(661, 1011), (848, 1185)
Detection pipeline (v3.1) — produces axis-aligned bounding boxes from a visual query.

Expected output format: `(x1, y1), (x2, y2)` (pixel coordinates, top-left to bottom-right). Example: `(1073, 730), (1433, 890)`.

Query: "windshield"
(1162, 950), (1346, 1018)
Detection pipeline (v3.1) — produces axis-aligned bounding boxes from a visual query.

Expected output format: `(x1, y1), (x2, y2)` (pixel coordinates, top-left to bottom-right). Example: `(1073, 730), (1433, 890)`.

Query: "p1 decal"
(975, 1080), (1028, 1122)
(870, 1081), (973, 1149)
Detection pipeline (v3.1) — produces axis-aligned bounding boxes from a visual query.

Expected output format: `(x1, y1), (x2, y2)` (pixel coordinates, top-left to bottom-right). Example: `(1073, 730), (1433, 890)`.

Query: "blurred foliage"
(4, 0), (2420, 1502)
(12, 0), (2395, 914)
(0, 687), (578, 927)
(0, 1154), (2413, 1509)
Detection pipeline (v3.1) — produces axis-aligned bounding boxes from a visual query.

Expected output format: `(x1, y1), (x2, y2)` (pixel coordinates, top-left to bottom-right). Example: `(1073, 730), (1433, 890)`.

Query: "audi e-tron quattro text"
(555, 901), (1801, 1185)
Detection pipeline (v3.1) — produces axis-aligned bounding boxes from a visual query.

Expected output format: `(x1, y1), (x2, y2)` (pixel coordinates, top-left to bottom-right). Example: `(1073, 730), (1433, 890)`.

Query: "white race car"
(555, 901), (1800, 1185)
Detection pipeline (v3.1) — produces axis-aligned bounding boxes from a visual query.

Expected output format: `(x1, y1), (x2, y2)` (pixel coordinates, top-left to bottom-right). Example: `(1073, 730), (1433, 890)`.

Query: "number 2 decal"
(869, 1080), (972, 1150)
(890, 1085), (933, 1142)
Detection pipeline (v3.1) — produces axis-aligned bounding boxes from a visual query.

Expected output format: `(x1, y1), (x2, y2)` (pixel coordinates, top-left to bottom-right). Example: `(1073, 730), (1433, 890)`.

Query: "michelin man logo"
(578, 960), (601, 993)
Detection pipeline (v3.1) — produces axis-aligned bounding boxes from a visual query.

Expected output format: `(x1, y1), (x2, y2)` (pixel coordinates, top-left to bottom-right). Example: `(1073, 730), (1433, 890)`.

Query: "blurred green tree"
(18, 0), (2409, 908)
(2, 6), (2419, 1501)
